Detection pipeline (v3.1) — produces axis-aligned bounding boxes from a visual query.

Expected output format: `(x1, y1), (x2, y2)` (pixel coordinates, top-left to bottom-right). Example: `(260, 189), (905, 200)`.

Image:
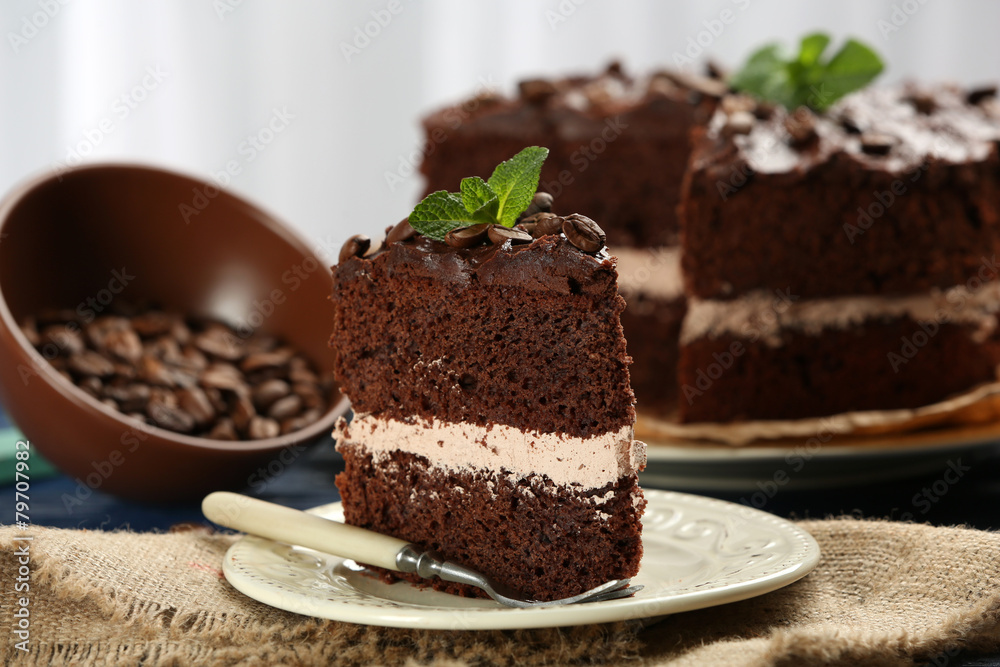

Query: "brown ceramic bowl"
(0, 163), (347, 502)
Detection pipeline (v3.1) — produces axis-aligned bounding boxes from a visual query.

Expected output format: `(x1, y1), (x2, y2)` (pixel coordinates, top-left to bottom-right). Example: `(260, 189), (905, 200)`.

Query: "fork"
(203, 492), (641, 608)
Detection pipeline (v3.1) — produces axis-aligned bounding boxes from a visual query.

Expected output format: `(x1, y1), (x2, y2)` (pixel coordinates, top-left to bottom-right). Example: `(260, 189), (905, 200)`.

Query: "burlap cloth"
(2, 519), (999, 666)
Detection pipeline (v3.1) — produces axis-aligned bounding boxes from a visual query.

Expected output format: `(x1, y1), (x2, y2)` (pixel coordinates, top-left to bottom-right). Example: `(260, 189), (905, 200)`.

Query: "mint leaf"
(487, 146), (549, 227)
(406, 147), (551, 242)
(731, 34), (884, 112)
(460, 176), (499, 221)
(797, 33), (830, 68)
(408, 191), (484, 241)
(729, 44), (792, 107)
(819, 39), (885, 107)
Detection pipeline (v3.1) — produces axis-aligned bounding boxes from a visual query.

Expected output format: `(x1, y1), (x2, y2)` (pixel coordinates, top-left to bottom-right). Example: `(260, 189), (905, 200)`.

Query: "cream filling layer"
(335, 414), (646, 491)
(613, 247), (683, 300)
(682, 281), (1000, 347)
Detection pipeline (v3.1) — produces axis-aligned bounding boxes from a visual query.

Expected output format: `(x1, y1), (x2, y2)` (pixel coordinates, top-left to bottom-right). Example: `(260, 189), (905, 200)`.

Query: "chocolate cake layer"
(336, 445), (645, 602)
(420, 64), (719, 246)
(331, 235), (634, 439)
(620, 293), (687, 415)
(615, 247), (686, 415)
(681, 85), (1000, 300)
(678, 314), (1000, 423)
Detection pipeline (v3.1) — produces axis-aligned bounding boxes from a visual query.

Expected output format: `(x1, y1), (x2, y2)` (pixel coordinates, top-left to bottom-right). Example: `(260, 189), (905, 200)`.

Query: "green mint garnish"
(408, 146), (549, 241)
(730, 33), (884, 111)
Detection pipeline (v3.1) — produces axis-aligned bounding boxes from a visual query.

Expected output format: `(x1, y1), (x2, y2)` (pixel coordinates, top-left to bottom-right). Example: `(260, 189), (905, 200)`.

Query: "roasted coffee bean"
(170, 319), (192, 345)
(41, 325), (85, 355)
(488, 225), (533, 245)
(253, 379), (291, 411)
(86, 316), (128, 348)
(338, 234), (371, 264)
(705, 59), (728, 81)
(21, 305), (332, 440)
(967, 85), (997, 105)
(231, 394), (256, 432)
(103, 327), (143, 362)
(660, 69), (728, 98)
(386, 219), (417, 244)
(529, 213), (564, 238)
(561, 214), (606, 253)
(129, 311), (174, 337)
(722, 111), (754, 137)
(721, 94), (757, 115)
(244, 334), (278, 355)
(111, 362), (137, 380)
(208, 418), (238, 441)
(177, 387), (216, 427)
(200, 362), (246, 392)
(281, 408), (322, 435)
(79, 376), (103, 398)
(241, 349), (293, 373)
(103, 383), (151, 412)
(68, 350), (116, 377)
(194, 327), (244, 361)
(293, 382), (323, 409)
(839, 115), (863, 135)
(752, 102), (776, 121)
(905, 92), (937, 114)
(783, 108), (817, 146)
(204, 387), (229, 414)
(445, 224), (490, 249)
(289, 364), (319, 385)
(144, 335), (182, 362)
(517, 192), (554, 222)
(248, 416), (280, 440)
(268, 394), (303, 420)
(147, 399), (195, 434)
(138, 355), (177, 387)
(175, 346), (208, 372)
(518, 78), (558, 104)
(860, 133), (896, 156)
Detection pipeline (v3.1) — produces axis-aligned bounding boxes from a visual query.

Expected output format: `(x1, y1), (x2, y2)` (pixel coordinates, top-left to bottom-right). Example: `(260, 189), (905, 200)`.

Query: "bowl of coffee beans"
(0, 164), (348, 501)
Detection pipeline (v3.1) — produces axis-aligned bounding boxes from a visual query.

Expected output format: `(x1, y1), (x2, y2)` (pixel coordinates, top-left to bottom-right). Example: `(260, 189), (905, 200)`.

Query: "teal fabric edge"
(1, 428), (59, 484)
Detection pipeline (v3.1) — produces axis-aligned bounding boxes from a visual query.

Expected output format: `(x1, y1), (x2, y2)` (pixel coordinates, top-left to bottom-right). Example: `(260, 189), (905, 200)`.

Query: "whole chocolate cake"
(678, 84), (1000, 422)
(330, 150), (645, 601)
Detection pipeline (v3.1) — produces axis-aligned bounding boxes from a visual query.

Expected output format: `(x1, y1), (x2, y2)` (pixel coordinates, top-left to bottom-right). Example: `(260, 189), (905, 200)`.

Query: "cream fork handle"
(202, 491), (409, 571)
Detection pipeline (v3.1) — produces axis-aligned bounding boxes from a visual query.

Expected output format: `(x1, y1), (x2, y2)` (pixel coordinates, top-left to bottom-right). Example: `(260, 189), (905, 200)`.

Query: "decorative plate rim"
(221, 489), (820, 630)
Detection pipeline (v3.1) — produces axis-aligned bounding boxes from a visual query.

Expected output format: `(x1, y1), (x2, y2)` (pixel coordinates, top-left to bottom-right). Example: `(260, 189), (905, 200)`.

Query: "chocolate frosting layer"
(421, 64), (719, 141)
(336, 233), (616, 296)
(695, 84), (1000, 178)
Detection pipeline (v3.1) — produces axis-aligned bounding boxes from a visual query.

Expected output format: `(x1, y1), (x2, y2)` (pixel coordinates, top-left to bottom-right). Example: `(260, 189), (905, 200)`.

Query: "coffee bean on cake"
(338, 234), (371, 263)
(561, 214), (606, 253)
(486, 225), (532, 245)
(20, 305), (333, 440)
(445, 224), (490, 248)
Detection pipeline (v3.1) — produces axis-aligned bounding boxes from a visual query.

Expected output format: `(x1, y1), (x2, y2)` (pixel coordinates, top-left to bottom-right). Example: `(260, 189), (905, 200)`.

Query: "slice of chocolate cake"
(331, 149), (646, 601)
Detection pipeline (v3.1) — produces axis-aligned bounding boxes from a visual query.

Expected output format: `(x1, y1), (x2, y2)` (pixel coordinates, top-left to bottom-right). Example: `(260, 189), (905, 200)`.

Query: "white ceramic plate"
(641, 421), (1000, 492)
(221, 489), (820, 629)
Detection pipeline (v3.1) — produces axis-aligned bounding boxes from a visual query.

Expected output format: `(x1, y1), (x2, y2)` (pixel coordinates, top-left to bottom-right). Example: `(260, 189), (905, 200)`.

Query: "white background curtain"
(1, 0), (997, 260)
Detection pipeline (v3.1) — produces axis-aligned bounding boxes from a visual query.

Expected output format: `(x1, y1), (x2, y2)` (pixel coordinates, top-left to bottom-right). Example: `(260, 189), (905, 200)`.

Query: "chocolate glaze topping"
(337, 230), (614, 296)
(697, 83), (1000, 178)
(421, 61), (722, 140)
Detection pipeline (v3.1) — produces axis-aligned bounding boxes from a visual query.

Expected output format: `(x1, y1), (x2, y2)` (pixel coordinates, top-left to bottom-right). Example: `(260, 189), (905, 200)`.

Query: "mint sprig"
(730, 33), (884, 111)
(408, 146), (549, 241)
